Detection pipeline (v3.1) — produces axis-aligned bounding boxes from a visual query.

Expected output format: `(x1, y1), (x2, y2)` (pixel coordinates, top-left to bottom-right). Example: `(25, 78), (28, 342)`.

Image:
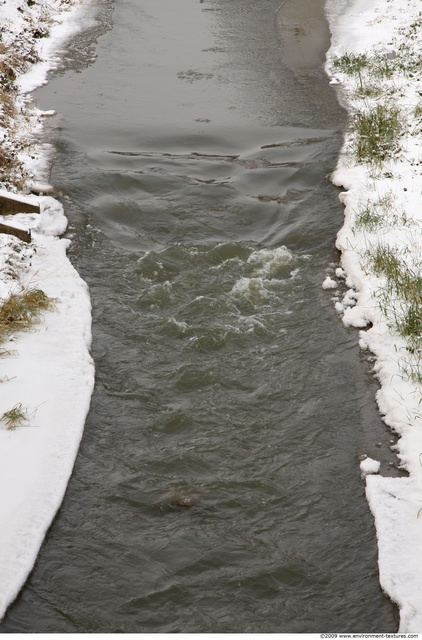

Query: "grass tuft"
(1, 403), (28, 430)
(354, 194), (396, 232)
(0, 287), (55, 344)
(351, 104), (403, 164)
(368, 244), (402, 281)
(366, 244), (422, 353)
(332, 52), (368, 88)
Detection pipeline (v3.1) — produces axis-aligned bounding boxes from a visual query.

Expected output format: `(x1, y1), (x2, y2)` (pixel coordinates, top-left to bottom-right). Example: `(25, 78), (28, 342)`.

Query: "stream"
(0, 0), (399, 632)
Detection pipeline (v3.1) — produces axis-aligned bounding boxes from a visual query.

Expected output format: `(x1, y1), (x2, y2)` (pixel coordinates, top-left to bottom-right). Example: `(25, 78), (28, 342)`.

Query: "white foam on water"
(239, 315), (268, 333)
(246, 246), (295, 279)
(169, 317), (189, 332)
(230, 277), (271, 306)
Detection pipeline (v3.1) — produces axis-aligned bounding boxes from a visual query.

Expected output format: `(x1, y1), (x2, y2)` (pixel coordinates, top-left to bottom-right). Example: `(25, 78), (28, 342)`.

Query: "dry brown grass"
(1, 403), (28, 430)
(0, 146), (26, 190)
(0, 286), (56, 344)
(0, 88), (16, 125)
(0, 43), (28, 89)
(0, 42), (23, 187)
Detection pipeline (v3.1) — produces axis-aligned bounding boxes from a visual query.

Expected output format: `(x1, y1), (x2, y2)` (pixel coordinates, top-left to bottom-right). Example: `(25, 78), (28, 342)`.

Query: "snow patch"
(322, 276), (337, 290)
(360, 456), (381, 476)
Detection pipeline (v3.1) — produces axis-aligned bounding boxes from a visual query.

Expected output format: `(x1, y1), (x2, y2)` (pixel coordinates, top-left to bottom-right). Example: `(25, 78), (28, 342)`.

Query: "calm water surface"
(1, 0), (400, 632)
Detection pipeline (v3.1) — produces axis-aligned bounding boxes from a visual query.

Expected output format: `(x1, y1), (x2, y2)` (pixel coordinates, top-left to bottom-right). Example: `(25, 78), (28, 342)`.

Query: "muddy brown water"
(0, 0), (400, 632)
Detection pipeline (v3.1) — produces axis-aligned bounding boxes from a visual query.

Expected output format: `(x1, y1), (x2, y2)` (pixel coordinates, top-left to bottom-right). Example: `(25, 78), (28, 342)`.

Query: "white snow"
(0, 0), (94, 622)
(322, 275), (338, 290)
(0, 189), (38, 207)
(326, 0), (422, 631)
(360, 456), (381, 476)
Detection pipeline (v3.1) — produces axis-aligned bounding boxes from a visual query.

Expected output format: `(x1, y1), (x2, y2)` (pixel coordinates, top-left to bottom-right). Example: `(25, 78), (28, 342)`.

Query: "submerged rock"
(162, 492), (199, 509)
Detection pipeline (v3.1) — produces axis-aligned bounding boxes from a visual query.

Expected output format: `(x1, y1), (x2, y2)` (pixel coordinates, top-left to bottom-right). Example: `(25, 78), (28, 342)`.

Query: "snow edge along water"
(0, 0), (95, 620)
(325, 0), (422, 632)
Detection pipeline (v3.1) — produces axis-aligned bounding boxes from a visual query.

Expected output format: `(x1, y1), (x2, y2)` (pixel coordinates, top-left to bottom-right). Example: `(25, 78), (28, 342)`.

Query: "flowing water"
(0, 0), (401, 632)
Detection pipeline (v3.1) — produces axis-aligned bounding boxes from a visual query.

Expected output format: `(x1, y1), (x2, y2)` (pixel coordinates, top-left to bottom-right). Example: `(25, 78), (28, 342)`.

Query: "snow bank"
(0, 0), (94, 621)
(325, 0), (422, 631)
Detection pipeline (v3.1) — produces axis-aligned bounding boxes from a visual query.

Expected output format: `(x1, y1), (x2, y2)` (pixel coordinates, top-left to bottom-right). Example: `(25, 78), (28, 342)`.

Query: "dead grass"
(0, 41), (29, 85)
(0, 37), (35, 189)
(0, 88), (16, 126)
(0, 146), (23, 186)
(0, 47), (22, 90)
(0, 403), (28, 430)
(0, 286), (56, 344)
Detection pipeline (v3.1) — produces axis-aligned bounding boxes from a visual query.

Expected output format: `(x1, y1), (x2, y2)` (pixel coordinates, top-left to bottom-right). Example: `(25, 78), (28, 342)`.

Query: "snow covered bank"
(325, 0), (422, 631)
(0, 0), (94, 620)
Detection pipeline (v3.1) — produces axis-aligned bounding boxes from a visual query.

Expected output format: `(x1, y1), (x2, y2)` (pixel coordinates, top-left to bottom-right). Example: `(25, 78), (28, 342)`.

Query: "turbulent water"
(0, 0), (400, 632)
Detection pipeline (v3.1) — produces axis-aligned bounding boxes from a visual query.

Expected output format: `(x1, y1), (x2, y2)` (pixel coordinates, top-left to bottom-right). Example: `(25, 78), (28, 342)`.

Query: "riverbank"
(325, 0), (422, 631)
(0, 0), (94, 620)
